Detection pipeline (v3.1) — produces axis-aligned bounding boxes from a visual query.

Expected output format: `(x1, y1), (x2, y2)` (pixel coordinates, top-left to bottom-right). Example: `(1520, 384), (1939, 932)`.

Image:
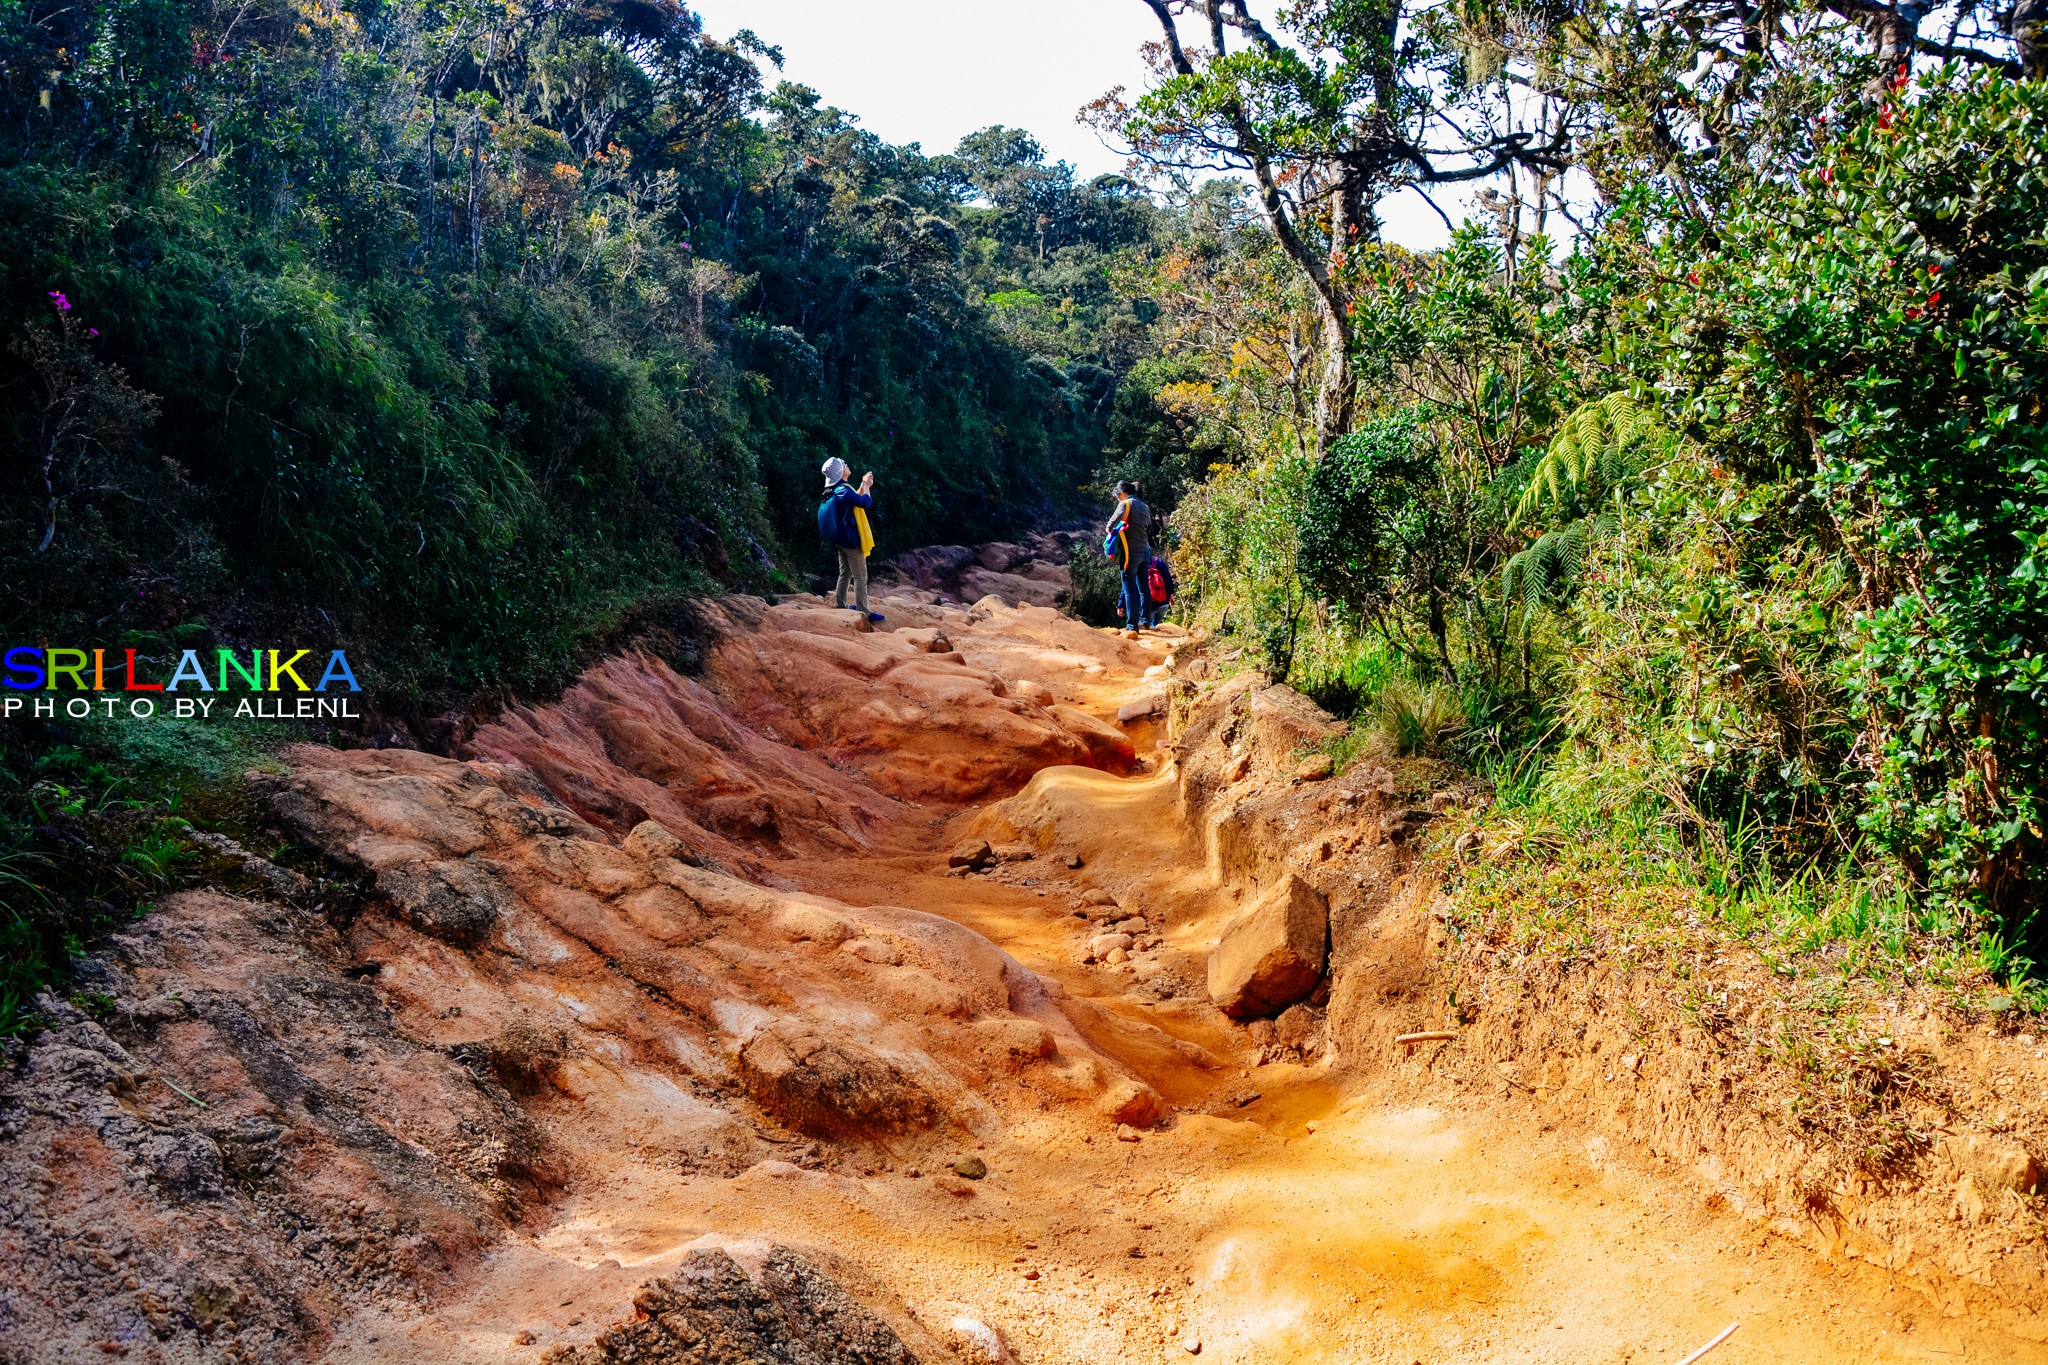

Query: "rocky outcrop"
(1206, 873), (1329, 1018)
(0, 890), (550, 1364)
(543, 1244), (919, 1365)
(1244, 683), (1347, 768)
(872, 534), (1078, 607)
(1161, 665), (2048, 1337)
(0, 594), (1179, 1363)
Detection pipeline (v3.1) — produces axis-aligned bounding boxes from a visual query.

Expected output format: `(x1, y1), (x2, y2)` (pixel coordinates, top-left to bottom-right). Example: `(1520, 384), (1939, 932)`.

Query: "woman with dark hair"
(819, 457), (883, 623)
(1105, 479), (1152, 637)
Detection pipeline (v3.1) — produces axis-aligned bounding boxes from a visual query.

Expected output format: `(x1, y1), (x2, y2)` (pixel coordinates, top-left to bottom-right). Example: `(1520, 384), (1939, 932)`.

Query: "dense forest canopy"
(3, 0), (2047, 1024)
(0, 0), (1165, 699)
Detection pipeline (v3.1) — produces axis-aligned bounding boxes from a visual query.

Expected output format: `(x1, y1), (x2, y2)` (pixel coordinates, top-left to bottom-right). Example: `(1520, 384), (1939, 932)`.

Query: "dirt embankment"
(1159, 671), (2048, 1343)
(2, 582), (2045, 1365)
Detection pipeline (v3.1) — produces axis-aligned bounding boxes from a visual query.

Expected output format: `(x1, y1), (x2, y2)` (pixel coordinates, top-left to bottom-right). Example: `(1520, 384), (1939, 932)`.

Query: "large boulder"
(737, 1022), (942, 1140)
(1207, 873), (1329, 1018)
(1247, 685), (1346, 769)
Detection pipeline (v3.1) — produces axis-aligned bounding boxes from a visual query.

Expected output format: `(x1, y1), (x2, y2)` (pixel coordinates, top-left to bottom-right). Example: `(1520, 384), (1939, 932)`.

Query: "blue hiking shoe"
(866, 612), (886, 623)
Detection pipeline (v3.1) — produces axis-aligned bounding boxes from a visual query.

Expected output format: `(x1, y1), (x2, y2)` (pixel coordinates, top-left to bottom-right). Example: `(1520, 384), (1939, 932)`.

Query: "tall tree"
(1094, 0), (1575, 453)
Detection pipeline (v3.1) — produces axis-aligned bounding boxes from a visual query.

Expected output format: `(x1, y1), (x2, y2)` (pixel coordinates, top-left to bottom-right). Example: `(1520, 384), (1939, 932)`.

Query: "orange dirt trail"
(311, 598), (2045, 1365)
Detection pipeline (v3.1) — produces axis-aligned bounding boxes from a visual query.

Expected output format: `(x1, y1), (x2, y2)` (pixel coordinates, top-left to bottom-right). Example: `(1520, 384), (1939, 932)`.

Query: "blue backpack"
(817, 487), (853, 547)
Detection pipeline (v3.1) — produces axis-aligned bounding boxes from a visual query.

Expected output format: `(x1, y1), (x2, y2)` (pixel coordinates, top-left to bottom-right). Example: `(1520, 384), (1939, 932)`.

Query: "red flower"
(1821, 168), (1834, 184)
(1926, 291), (1941, 306)
(1686, 272), (1701, 286)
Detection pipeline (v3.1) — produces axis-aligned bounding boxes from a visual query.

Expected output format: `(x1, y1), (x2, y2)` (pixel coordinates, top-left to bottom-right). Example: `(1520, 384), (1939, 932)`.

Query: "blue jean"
(1120, 566), (1149, 629)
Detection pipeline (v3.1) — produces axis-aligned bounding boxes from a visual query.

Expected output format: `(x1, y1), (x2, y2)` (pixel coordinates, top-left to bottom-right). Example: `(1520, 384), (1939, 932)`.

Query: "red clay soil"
(1, 586), (2043, 1365)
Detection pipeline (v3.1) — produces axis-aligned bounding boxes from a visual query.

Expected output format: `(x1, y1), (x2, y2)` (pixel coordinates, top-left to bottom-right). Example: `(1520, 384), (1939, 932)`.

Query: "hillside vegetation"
(1102, 3), (2048, 1012)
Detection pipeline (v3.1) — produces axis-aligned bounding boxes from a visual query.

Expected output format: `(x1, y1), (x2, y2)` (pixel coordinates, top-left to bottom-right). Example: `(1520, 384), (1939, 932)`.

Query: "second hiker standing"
(819, 457), (884, 623)
(1106, 479), (1153, 637)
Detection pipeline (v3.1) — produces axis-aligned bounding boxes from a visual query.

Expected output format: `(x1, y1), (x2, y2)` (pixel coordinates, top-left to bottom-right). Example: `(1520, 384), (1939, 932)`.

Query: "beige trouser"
(835, 544), (869, 613)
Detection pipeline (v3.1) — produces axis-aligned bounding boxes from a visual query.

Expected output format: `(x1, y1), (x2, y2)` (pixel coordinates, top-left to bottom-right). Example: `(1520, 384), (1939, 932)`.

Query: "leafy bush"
(1636, 72), (2048, 954)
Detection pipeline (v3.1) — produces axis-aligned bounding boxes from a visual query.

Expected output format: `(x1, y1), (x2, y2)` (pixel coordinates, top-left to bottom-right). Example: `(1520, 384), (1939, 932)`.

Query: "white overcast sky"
(685, 0), (1464, 249)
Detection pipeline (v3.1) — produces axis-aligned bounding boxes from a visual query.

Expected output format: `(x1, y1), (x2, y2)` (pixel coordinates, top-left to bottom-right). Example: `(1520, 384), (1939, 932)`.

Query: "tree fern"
(1510, 391), (1674, 529)
(1503, 392), (1679, 615)
(1502, 519), (1591, 614)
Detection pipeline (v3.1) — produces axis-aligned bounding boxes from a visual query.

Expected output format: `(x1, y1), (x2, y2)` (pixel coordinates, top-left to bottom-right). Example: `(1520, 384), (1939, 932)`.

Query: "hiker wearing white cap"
(817, 458), (883, 623)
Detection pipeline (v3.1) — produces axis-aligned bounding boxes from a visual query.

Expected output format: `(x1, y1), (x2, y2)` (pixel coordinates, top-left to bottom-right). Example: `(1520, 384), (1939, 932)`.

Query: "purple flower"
(88, 327), (100, 337)
(48, 290), (70, 311)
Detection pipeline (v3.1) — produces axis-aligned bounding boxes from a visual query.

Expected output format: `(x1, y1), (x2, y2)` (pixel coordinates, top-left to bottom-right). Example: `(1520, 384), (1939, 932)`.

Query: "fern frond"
(1511, 391), (1672, 529)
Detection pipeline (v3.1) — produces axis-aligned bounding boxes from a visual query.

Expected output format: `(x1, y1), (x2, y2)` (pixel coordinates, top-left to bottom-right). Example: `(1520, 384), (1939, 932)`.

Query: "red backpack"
(1146, 558), (1171, 604)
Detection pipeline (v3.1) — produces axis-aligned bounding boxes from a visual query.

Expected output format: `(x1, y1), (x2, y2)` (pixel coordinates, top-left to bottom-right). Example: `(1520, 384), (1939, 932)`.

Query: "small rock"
(1274, 1003), (1322, 1051)
(1012, 678), (1054, 704)
(994, 843), (1035, 862)
(1114, 916), (1150, 934)
(1181, 1336), (1203, 1355)
(1454, 830), (1483, 856)
(1946, 1133), (2041, 1194)
(934, 1306), (1012, 1364)
(935, 1175), (975, 1198)
(1116, 1125), (1142, 1143)
(1116, 694), (1164, 723)
(514, 1329), (536, 1346)
(1099, 1079), (1162, 1127)
(1021, 1269), (1039, 1280)
(949, 839), (996, 869)
(1379, 808), (1439, 845)
(927, 632), (954, 653)
(621, 820), (686, 861)
(953, 1156), (988, 1180)
(1090, 932), (1134, 957)
(1082, 889), (1118, 907)
(1064, 853), (1084, 869)
(1105, 947), (1131, 965)
(1293, 754), (1335, 782)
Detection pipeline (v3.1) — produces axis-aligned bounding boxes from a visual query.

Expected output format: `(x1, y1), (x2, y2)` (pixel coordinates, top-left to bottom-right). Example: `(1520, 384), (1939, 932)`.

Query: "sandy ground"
(312, 611), (2048, 1365)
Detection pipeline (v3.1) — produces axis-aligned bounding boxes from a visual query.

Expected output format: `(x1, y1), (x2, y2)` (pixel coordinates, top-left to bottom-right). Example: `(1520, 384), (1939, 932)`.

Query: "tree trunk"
(1313, 300), (1354, 456)
(1312, 174), (1358, 454)
(2017, 0), (2048, 77)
